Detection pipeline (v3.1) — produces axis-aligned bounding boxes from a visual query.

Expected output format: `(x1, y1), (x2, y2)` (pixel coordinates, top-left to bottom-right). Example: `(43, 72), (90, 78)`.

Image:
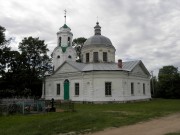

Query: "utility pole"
(151, 71), (155, 96)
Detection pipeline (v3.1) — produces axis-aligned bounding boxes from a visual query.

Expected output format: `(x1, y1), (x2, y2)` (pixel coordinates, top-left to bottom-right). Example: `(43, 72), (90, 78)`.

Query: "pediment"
(55, 63), (79, 74)
(131, 64), (149, 76)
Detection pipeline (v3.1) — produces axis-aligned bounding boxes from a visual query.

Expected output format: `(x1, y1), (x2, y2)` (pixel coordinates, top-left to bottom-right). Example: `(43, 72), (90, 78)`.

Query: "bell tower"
(52, 10), (76, 71)
(57, 9), (73, 47)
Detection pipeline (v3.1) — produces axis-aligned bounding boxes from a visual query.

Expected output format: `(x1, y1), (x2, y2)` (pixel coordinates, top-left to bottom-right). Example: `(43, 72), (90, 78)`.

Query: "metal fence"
(0, 98), (46, 115)
(0, 98), (75, 116)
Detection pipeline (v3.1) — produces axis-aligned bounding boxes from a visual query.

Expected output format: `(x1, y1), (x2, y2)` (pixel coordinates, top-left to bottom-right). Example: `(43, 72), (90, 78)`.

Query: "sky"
(1, 0), (180, 76)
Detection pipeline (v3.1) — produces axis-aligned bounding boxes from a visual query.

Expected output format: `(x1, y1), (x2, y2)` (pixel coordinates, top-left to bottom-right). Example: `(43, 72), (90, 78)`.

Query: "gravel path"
(87, 113), (180, 135)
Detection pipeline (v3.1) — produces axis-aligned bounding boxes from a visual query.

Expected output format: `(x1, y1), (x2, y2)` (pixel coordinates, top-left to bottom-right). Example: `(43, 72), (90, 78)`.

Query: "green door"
(64, 80), (69, 100)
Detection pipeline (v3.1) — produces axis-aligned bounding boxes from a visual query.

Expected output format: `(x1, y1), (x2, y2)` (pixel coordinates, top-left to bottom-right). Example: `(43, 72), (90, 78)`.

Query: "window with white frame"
(103, 52), (107, 62)
(57, 84), (60, 95)
(86, 53), (89, 63)
(143, 83), (145, 95)
(105, 82), (112, 96)
(131, 82), (134, 95)
(93, 52), (98, 62)
(75, 83), (79, 96)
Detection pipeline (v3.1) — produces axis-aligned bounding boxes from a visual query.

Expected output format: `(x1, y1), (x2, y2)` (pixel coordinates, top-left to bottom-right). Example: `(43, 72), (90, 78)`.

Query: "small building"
(42, 21), (151, 102)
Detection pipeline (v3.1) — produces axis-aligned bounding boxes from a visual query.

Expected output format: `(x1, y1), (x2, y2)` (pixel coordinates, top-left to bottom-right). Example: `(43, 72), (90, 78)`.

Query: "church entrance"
(64, 79), (69, 100)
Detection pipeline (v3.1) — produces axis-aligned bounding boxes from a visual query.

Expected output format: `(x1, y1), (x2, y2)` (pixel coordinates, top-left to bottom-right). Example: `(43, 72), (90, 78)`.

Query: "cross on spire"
(64, 9), (67, 24)
(94, 21), (101, 35)
(97, 16), (99, 22)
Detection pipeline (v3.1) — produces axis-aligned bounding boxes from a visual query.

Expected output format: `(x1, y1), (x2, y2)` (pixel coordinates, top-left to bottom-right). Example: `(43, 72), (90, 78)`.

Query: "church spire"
(60, 9), (70, 29)
(94, 21), (101, 35)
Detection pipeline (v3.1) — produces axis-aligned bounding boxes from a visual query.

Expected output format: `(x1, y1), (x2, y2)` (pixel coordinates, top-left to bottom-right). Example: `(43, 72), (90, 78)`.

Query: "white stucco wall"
(81, 71), (151, 102)
(52, 47), (76, 71)
(81, 46), (115, 63)
(43, 63), (151, 102)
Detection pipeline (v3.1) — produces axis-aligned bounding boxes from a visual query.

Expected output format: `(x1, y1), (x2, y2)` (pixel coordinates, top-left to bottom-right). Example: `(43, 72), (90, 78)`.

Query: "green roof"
(62, 24), (69, 28)
(59, 43), (71, 53)
(61, 46), (68, 53)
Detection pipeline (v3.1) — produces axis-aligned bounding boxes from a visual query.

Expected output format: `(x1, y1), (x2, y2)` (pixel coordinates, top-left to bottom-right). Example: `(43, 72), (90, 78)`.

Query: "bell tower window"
(68, 37), (70, 46)
(59, 37), (61, 46)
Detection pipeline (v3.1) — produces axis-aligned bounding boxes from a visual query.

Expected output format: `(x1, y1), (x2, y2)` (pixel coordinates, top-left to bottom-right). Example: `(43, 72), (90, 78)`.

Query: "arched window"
(59, 37), (61, 46)
(68, 37), (70, 46)
(64, 79), (69, 83)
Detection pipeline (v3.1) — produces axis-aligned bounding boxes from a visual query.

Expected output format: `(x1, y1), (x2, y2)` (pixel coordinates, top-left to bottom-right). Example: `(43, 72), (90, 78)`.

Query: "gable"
(55, 63), (79, 74)
(131, 64), (149, 77)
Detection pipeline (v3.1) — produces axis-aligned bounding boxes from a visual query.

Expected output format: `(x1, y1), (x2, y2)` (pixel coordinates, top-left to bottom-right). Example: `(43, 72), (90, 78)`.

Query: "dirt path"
(87, 113), (180, 135)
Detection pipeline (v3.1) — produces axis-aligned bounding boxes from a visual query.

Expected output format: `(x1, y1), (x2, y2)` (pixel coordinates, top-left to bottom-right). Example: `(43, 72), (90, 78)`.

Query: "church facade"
(42, 21), (151, 102)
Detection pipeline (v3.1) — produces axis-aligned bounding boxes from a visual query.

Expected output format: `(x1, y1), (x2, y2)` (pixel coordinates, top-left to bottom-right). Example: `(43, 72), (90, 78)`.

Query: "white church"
(42, 16), (151, 102)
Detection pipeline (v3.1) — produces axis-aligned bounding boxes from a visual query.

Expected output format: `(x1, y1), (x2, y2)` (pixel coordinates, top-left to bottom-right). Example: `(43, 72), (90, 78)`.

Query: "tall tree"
(18, 36), (51, 97)
(1, 50), (36, 98)
(0, 26), (6, 45)
(19, 36), (51, 78)
(158, 65), (180, 98)
(1, 51), (22, 96)
(0, 26), (11, 76)
(72, 37), (87, 62)
(0, 26), (15, 98)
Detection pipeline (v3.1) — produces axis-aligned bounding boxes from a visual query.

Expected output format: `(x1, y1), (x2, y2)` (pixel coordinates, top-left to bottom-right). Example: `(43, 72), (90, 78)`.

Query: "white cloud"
(1, 0), (180, 76)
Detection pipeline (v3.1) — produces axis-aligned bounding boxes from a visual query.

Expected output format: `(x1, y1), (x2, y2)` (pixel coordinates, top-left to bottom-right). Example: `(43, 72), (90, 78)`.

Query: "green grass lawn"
(165, 133), (180, 135)
(0, 99), (180, 135)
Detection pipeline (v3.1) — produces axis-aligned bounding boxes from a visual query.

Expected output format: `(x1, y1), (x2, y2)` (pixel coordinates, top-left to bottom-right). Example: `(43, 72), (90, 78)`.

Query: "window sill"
(74, 95), (79, 97)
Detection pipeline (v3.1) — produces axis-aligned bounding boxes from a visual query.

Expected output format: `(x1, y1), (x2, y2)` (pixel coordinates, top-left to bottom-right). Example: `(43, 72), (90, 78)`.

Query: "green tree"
(0, 26), (17, 98)
(158, 65), (180, 98)
(0, 26), (11, 76)
(0, 26), (6, 45)
(18, 36), (51, 97)
(0, 29), (52, 98)
(1, 50), (32, 98)
(72, 37), (86, 62)
(19, 36), (51, 78)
